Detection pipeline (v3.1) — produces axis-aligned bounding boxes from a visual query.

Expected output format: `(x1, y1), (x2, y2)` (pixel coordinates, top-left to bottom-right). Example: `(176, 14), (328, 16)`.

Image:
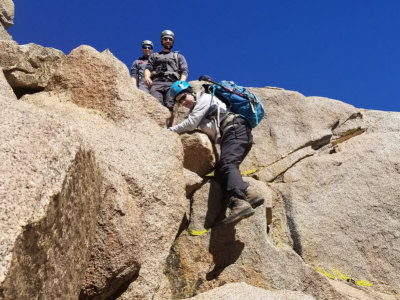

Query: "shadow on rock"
(206, 199), (245, 281)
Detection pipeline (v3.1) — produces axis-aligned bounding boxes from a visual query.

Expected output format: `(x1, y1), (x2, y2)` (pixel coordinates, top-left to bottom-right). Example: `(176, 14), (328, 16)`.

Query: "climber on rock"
(168, 81), (264, 225)
(130, 40), (154, 93)
(144, 30), (189, 112)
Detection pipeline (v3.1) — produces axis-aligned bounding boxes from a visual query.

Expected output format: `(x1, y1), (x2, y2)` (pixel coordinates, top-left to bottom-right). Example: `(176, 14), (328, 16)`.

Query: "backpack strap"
(174, 51), (179, 69)
(161, 51), (179, 71)
(206, 88), (221, 143)
(212, 85), (221, 128)
(167, 52), (180, 79)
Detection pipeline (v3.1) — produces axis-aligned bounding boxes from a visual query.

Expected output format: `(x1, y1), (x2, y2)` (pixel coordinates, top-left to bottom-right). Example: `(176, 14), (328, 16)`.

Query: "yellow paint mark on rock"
(189, 229), (208, 236)
(316, 266), (372, 287)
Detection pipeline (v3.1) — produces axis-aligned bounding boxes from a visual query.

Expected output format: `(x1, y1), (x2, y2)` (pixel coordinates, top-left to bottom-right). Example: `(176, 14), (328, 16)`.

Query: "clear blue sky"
(9, 0), (400, 112)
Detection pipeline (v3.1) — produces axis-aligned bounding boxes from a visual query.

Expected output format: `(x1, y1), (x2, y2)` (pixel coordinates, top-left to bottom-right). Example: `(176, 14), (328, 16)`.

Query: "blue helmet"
(170, 81), (192, 100)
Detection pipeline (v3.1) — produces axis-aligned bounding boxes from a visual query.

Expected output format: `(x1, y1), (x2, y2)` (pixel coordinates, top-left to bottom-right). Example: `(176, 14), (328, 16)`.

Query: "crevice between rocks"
(342, 112), (363, 124)
(163, 183), (195, 299)
(259, 120), (368, 182)
(13, 86), (45, 99)
(267, 153), (314, 183)
(164, 178), (217, 299)
(102, 272), (139, 300)
(253, 135), (332, 182)
(282, 195), (303, 257)
(288, 112), (365, 158)
(302, 134), (333, 151)
(164, 238), (188, 300)
(175, 214), (190, 240)
(2, 69), (45, 99)
(331, 127), (366, 147)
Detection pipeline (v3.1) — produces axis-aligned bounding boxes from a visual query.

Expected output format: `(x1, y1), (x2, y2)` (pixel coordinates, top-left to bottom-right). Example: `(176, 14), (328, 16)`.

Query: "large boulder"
(0, 41), (65, 96)
(45, 45), (170, 128)
(180, 132), (216, 176)
(0, 0), (14, 40)
(0, 0), (13, 29)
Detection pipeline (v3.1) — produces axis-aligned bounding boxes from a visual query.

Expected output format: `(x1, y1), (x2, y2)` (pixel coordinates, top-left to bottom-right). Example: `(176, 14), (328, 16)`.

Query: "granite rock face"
(163, 83), (400, 300)
(0, 79), (101, 299)
(1, 40), (400, 300)
(271, 108), (400, 296)
(164, 177), (345, 300)
(249, 88), (400, 298)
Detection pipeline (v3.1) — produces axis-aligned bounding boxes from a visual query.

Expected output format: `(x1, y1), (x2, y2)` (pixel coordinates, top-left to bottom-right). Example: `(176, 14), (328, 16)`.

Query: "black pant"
(149, 80), (174, 111)
(138, 83), (150, 93)
(215, 118), (253, 200)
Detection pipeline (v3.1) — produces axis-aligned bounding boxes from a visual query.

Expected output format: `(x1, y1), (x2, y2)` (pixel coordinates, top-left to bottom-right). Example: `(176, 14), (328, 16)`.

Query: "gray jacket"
(169, 92), (229, 142)
(130, 56), (149, 87)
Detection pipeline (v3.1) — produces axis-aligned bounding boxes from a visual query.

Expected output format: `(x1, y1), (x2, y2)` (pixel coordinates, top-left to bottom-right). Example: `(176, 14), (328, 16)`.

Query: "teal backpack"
(199, 75), (265, 128)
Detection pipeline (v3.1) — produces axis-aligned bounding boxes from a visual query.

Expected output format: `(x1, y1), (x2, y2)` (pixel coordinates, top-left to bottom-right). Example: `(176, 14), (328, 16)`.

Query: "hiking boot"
(221, 197), (255, 225)
(245, 186), (264, 208)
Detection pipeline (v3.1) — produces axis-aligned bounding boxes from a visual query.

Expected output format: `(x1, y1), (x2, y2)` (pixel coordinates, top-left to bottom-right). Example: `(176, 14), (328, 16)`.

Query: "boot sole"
(221, 207), (255, 225)
(248, 197), (264, 209)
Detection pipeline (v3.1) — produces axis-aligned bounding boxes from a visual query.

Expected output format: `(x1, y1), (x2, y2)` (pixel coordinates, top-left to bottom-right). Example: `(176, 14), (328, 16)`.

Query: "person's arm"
(169, 94), (211, 133)
(144, 54), (155, 87)
(144, 69), (152, 87)
(130, 61), (139, 87)
(178, 54), (189, 80)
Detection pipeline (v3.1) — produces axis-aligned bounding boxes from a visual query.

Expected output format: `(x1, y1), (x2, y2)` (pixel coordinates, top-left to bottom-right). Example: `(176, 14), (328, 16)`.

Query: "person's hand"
(144, 77), (152, 87)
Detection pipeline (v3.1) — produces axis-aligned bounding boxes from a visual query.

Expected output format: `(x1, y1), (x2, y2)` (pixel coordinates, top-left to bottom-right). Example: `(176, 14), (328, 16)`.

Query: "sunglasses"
(176, 93), (187, 104)
(162, 37), (173, 41)
(142, 46), (153, 50)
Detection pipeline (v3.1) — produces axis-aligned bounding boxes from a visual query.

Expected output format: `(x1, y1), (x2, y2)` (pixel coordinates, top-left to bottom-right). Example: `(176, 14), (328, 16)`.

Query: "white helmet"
(141, 40), (153, 48)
